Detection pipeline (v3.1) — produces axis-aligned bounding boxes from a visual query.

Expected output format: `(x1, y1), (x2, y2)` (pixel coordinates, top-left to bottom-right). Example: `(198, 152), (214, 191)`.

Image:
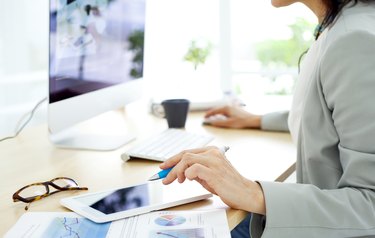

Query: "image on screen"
(87, 184), (150, 215)
(49, 0), (145, 103)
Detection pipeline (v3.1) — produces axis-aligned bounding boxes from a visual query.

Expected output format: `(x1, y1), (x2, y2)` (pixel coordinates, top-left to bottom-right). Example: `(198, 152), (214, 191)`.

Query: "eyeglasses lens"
(52, 178), (79, 188)
(19, 185), (48, 199)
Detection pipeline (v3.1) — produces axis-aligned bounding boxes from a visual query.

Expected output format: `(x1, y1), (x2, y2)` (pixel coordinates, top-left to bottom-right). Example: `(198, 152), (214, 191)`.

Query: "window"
(230, 1), (316, 113)
(144, 0), (221, 102)
(145, 1), (316, 113)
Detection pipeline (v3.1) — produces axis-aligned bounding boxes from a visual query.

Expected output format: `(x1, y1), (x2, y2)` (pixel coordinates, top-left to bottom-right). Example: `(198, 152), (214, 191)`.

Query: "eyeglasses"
(12, 177), (88, 210)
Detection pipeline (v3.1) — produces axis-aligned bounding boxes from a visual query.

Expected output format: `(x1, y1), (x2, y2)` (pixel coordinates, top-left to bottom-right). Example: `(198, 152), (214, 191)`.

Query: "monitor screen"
(49, 0), (145, 103)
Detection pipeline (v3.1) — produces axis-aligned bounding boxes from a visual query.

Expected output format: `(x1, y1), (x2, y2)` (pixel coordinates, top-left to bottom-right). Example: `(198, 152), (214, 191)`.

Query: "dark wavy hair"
(321, 0), (375, 29)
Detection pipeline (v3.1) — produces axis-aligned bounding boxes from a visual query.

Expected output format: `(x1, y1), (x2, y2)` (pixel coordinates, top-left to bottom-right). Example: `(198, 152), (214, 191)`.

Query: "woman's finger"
(163, 151), (216, 184)
(185, 163), (212, 182)
(159, 147), (212, 169)
(204, 106), (229, 118)
(162, 146), (223, 185)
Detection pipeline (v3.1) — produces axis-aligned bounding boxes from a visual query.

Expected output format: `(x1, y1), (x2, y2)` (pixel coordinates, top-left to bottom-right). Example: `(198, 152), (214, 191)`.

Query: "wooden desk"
(0, 101), (296, 236)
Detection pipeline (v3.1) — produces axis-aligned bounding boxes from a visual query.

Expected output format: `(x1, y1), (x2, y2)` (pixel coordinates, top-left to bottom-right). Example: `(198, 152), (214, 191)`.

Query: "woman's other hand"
(204, 106), (261, 129)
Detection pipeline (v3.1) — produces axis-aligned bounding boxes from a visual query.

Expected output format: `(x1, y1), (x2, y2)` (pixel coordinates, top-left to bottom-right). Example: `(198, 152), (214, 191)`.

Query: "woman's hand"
(204, 106), (262, 129)
(160, 146), (266, 215)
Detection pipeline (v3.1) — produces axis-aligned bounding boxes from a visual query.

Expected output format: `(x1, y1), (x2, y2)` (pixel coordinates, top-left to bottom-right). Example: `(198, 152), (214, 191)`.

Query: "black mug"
(161, 99), (190, 128)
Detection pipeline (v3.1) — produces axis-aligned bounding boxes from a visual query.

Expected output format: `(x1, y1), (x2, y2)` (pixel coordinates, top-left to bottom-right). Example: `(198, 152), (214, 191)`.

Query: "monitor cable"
(0, 97), (47, 142)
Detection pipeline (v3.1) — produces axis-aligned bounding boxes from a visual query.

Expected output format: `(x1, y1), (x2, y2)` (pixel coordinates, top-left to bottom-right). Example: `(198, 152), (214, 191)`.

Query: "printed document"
(5, 209), (230, 238)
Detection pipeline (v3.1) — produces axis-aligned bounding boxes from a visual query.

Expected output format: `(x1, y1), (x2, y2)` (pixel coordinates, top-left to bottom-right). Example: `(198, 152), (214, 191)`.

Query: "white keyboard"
(121, 129), (214, 162)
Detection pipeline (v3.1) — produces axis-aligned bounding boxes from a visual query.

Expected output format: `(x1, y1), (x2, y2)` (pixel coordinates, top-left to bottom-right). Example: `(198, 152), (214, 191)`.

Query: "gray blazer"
(251, 3), (375, 237)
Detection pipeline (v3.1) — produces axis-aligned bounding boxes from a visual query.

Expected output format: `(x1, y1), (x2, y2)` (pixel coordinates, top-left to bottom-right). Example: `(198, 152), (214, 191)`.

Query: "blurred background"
(0, 0), (315, 137)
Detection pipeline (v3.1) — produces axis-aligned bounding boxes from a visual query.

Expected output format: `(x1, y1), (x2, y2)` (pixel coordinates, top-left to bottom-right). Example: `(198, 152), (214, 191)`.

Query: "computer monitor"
(48, 0), (146, 150)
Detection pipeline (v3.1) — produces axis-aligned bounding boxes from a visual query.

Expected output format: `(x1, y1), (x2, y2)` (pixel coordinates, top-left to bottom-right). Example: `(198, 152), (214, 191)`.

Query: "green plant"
(184, 40), (212, 70)
(127, 30), (144, 78)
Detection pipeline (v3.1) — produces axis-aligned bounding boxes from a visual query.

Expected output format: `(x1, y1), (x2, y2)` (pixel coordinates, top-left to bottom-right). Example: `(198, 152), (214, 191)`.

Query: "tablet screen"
(89, 183), (150, 214)
(72, 180), (211, 216)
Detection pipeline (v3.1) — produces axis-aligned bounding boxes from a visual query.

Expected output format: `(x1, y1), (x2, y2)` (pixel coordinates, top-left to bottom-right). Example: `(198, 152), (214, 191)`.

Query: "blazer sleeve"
(252, 31), (375, 237)
(260, 111), (289, 132)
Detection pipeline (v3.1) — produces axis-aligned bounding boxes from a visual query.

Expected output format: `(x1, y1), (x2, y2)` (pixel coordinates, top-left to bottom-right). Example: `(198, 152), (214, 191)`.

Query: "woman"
(160, 0), (375, 237)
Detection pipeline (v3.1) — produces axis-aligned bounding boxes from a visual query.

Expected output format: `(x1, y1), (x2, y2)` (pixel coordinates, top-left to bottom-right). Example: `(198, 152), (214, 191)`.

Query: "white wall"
(0, 0), (49, 75)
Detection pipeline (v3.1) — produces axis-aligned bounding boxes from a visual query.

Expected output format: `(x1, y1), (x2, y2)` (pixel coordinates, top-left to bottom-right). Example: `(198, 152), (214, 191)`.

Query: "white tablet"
(60, 180), (212, 223)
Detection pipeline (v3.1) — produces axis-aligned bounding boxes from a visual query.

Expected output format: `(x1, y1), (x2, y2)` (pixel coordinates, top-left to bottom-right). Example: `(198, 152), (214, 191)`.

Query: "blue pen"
(148, 146), (230, 181)
(148, 167), (173, 181)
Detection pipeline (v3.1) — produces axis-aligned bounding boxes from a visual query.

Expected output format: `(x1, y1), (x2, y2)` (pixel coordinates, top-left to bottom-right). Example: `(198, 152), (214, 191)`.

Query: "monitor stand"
(49, 110), (135, 151)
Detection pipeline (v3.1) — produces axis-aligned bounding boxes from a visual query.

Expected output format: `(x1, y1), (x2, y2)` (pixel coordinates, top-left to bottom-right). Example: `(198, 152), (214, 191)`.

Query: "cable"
(0, 97), (47, 142)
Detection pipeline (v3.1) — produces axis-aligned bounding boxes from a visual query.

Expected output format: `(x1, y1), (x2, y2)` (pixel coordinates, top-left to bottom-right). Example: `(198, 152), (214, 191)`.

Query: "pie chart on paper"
(154, 215), (186, 226)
